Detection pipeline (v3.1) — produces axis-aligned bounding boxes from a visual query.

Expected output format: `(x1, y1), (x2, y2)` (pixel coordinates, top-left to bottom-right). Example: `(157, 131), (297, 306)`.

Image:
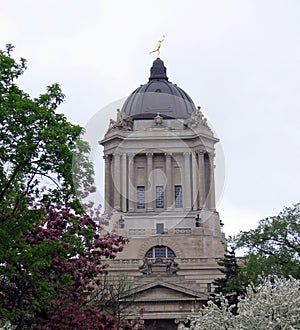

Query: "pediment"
(127, 280), (207, 302)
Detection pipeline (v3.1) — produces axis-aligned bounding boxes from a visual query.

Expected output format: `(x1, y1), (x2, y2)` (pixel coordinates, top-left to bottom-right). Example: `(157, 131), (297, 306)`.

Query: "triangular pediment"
(126, 280), (207, 302)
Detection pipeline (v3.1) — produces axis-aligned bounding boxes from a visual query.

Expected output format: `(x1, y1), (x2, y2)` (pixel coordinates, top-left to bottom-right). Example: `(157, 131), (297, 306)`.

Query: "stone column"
(197, 151), (205, 208)
(208, 153), (216, 210)
(128, 153), (135, 212)
(103, 155), (112, 213)
(113, 152), (121, 211)
(121, 153), (127, 212)
(165, 152), (172, 210)
(192, 152), (198, 210)
(146, 153), (154, 211)
(184, 152), (192, 210)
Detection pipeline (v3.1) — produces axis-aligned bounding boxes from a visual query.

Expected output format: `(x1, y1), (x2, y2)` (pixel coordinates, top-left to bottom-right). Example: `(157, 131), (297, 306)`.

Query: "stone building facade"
(100, 58), (225, 329)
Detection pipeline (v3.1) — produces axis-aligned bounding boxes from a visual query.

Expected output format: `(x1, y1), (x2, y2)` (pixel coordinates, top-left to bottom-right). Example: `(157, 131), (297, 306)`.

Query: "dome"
(121, 58), (196, 119)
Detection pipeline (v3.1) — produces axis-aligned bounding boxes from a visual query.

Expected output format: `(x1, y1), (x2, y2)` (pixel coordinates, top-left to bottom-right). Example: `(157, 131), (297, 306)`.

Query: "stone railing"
(128, 228), (145, 236)
(174, 228), (191, 235)
(111, 257), (218, 265)
(126, 227), (193, 236)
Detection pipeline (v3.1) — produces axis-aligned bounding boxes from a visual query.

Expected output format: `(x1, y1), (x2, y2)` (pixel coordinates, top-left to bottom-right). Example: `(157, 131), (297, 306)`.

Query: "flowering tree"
(0, 205), (133, 329)
(187, 276), (300, 330)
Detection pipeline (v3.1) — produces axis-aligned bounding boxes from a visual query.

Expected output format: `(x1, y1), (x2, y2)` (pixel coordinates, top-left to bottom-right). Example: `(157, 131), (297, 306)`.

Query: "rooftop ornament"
(149, 35), (165, 58)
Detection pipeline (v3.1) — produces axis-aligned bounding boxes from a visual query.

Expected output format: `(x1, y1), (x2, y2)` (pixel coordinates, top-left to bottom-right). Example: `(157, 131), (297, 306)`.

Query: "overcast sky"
(1, 0), (300, 236)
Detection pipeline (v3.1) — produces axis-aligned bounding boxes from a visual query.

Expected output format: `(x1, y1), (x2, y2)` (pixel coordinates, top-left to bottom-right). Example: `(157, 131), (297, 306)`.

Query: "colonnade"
(103, 151), (216, 213)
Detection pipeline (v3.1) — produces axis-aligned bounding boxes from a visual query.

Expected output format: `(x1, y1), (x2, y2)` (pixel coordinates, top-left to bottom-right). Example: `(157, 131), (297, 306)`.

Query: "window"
(174, 185), (183, 208)
(156, 223), (164, 234)
(137, 186), (145, 209)
(119, 216), (125, 229)
(156, 186), (164, 208)
(207, 283), (212, 293)
(145, 246), (176, 259)
(155, 246), (166, 258)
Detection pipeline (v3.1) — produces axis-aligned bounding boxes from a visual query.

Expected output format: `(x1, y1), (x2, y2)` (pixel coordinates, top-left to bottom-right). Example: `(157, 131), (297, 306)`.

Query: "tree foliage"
(0, 204), (128, 329)
(0, 45), (134, 329)
(232, 204), (300, 282)
(212, 249), (243, 313)
(187, 275), (300, 330)
(0, 44), (93, 223)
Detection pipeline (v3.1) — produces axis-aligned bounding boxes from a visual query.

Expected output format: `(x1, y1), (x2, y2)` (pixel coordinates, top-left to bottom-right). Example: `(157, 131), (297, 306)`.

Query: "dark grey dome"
(121, 58), (196, 119)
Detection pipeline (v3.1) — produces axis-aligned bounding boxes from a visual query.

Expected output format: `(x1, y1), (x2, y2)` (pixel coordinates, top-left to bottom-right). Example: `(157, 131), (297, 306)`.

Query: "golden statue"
(150, 35), (165, 58)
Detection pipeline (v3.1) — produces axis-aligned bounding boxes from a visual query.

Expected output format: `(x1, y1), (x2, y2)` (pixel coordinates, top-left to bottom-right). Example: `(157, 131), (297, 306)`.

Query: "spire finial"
(149, 57), (168, 80)
(149, 35), (165, 58)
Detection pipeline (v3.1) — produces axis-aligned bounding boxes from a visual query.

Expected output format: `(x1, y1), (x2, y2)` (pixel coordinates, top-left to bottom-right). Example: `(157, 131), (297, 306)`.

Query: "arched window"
(145, 246), (176, 259)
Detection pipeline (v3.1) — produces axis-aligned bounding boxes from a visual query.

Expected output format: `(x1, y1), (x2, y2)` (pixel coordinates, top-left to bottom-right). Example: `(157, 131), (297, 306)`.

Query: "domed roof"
(121, 58), (196, 119)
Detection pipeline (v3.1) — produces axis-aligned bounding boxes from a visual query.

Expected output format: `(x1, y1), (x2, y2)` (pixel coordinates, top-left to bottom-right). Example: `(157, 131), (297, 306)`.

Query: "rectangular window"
(207, 283), (212, 293)
(137, 186), (145, 209)
(156, 223), (164, 234)
(174, 185), (183, 208)
(156, 186), (164, 208)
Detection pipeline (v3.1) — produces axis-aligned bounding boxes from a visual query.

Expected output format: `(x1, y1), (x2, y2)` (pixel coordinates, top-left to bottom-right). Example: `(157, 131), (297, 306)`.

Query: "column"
(208, 153), (216, 210)
(192, 152), (198, 210)
(146, 153), (154, 211)
(165, 153), (172, 210)
(121, 153), (127, 212)
(103, 155), (112, 213)
(184, 152), (192, 210)
(113, 152), (121, 211)
(128, 153), (135, 212)
(197, 151), (205, 208)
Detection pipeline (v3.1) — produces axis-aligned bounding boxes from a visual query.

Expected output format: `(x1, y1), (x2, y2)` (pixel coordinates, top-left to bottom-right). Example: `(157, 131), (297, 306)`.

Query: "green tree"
(212, 248), (243, 313)
(232, 204), (300, 283)
(0, 45), (132, 329)
(0, 44), (93, 224)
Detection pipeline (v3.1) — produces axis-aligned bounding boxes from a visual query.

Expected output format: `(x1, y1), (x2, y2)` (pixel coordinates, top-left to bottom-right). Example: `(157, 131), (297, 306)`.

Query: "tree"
(0, 45), (134, 329)
(96, 273), (142, 328)
(0, 203), (130, 330)
(187, 275), (300, 330)
(0, 44), (93, 224)
(232, 204), (300, 283)
(212, 248), (243, 313)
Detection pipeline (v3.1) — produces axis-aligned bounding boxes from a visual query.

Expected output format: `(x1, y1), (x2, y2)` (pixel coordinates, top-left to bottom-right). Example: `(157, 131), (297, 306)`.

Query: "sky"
(1, 0), (300, 236)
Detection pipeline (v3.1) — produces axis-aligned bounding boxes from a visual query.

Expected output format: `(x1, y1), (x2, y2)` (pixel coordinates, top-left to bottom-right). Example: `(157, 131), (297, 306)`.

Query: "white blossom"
(186, 276), (300, 330)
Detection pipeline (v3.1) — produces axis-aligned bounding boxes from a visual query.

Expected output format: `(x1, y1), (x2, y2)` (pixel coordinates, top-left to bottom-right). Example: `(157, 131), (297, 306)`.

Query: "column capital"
(103, 154), (112, 160)
(184, 151), (191, 157)
(164, 152), (172, 157)
(146, 152), (153, 157)
(196, 149), (206, 155)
